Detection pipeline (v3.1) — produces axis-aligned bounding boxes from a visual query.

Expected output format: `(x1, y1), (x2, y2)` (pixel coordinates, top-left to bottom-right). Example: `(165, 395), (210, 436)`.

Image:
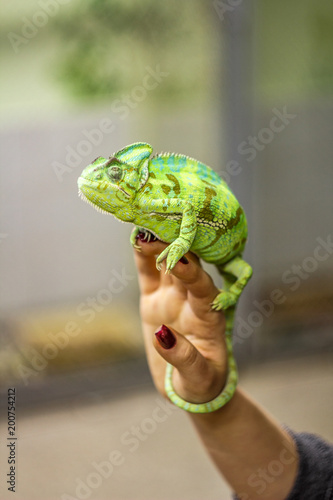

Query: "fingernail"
(155, 325), (176, 349)
(136, 231), (158, 243)
(179, 256), (189, 264)
(136, 232), (148, 242)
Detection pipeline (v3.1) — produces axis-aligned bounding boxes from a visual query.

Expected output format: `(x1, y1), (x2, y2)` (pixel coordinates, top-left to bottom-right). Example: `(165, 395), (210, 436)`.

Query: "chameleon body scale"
(78, 142), (252, 413)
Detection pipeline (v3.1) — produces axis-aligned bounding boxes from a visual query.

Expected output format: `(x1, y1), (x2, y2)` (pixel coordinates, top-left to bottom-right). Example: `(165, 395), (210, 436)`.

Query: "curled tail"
(164, 306), (237, 413)
(164, 254), (251, 413)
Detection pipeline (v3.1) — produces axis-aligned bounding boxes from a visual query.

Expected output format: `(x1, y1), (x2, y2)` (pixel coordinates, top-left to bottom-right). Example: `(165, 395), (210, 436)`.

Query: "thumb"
(153, 325), (223, 403)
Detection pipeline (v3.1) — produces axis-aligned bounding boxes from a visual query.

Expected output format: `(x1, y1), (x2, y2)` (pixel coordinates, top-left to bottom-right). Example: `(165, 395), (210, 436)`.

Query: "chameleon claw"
(211, 301), (222, 311)
(132, 238), (141, 249)
(156, 249), (169, 272)
(136, 230), (159, 244)
(212, 290), (238, 311)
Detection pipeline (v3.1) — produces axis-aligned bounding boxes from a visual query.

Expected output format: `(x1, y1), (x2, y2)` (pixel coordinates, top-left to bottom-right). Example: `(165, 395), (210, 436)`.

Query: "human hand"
(133, 235), (228, 405)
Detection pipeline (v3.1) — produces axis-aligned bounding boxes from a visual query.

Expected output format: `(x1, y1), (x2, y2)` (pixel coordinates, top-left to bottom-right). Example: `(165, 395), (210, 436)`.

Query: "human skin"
(133, 237), (299, 499)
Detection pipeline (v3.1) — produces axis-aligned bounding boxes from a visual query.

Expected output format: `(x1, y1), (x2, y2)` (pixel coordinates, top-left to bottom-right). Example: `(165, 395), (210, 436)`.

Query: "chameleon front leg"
(154, 200), (197, 272)
(133, 198), (197, 272)
(212, 256), (252, 311)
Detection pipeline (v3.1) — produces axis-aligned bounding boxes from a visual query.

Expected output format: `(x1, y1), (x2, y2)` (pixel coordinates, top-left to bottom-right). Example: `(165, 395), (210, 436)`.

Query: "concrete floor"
(0, 353), (332, 500)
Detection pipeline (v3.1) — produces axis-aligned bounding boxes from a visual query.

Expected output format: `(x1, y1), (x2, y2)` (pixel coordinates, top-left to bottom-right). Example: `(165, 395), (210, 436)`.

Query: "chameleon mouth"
(78, 189), (112, 215)
(77, 176), (131, 198)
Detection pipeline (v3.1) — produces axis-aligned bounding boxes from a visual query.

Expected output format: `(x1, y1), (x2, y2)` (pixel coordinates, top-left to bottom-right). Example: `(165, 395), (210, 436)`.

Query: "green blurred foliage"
(50, 0), (215, 103)
(311, 9), (333, 92)
(50, 0), (333, 105)
(255, 0), (333, 103)
(1, 0), (332, 118)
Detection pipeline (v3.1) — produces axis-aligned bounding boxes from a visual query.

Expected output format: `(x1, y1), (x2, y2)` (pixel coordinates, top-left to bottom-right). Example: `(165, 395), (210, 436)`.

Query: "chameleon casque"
(78, 142), (252, 413)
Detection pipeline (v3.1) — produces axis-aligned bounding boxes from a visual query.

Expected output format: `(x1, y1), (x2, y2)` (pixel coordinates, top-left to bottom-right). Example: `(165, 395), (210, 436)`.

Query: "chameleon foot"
(130, 227), (141, 250)
(211, 290), (238, 311)
(156, 239), (189, 272)
(130, 227), (158, 250)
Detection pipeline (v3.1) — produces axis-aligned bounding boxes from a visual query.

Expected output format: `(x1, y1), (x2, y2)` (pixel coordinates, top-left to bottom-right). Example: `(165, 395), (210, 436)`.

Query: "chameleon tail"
(164, 306), (237, 413)
(222, 305), (238, 399)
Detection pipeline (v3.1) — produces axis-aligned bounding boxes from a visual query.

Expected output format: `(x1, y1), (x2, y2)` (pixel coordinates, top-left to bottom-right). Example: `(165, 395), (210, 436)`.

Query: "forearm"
(189, 388), (299, 500)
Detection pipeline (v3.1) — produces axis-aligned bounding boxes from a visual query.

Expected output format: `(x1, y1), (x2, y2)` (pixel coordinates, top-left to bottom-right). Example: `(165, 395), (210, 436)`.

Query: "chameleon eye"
(107, 165), (123, 182)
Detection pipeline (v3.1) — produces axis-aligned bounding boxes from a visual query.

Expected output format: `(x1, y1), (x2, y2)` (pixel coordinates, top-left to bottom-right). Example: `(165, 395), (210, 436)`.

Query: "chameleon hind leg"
(212, 256), (252, 311)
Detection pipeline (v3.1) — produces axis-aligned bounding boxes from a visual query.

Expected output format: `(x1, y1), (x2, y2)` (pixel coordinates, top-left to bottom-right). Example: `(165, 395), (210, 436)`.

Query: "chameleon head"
(77, 142), (153, 215)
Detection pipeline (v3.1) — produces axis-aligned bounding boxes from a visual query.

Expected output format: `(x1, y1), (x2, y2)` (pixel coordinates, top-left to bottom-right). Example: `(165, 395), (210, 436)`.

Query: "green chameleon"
(78, 142), (252, 413)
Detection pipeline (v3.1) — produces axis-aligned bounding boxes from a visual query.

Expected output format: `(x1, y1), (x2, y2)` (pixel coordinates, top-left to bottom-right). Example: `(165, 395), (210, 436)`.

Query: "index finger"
(133, 239), (168, 294)
(171, 254), (220, 306)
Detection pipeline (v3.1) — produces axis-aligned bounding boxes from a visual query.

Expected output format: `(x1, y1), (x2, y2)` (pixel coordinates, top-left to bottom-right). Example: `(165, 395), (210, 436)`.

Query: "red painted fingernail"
(136, 232), (158, 243)
(136, 232), (147, 242)
(179, 256), (189, 264)
(155, 325), (176, 349)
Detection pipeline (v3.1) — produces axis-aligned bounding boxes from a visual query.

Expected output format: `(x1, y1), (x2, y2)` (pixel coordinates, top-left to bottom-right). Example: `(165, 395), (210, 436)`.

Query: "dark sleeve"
(285, 430), (333, 500)
(232, 430), (333, 500)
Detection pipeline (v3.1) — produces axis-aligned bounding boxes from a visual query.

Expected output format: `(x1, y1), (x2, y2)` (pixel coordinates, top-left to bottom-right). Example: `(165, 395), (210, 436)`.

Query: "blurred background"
(0, 1), (332, 499)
